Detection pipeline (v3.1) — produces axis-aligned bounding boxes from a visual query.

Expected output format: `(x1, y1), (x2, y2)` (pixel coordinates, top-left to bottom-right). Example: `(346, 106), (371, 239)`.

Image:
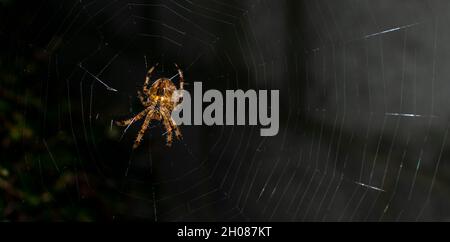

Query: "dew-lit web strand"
(53, 2), (87, 52)
(215, 5), (269, 216)
(373, 29), (408, 185)
(45, 1), (79, 51)
(349, 119), (386, 220)
(374, 48), (416, 220)
(344, 116), (372, 221)
(79, 64), (118, 92)
(132, 15), (187, 36)
(284, 61), (312, 215)
(97, 4), (130, 30)
(40, 54), (52, 134)
(209, 54), (238, 179)
(362, 29), (409, 220)
(63, 62), (92, 195)
(174, 0), (238, 25)
(307, 130), (357, 219)
(289, 112), (318, 220)
(314, 49), (346, 220)
(260, 157), (292, 217)
(236, 136), (266, 209)
(235, 0), (288, 216)
(339, 38), (372, 220)
(219, 126), (247, 189)
(314, 8), (370, 219)
(318, 0), (341, 181)
(279, 55), (292, 150)
(228, 127), (257, 197)
(322, 137), (352, 221)
(416, 16), (440, 221)
(229, 127), (259, 208)
(303, 48), (337, 220)
(348, 31), (402, 220)
(285, 108), (311, 215)
(292, 57), (324, 220)
(59, 0), (119, 49)
(42, 138), (60, 173)
(302, 115), (328, 219)
(78, 19), (148, 93)
(127, 3), (218, 39)
(269, 95), (306, 219)
(417, 122), (449, 220)
(269, 158), (298, 220)
(226, 7), (267, 195)
(319, 58), (347, 219)
(403, 18), (437, 208)
(379, 133), (410, 221)
(293, 167), (318, 220)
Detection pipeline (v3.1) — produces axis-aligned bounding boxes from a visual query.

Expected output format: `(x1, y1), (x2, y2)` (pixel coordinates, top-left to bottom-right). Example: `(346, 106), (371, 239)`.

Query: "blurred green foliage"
(0, 39), (110, 221)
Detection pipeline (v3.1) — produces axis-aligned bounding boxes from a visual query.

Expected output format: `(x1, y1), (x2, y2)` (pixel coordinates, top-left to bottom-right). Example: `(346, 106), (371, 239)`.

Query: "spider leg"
(115, 108), (149, 126)
(160, 110), (174, 146)
(170, 116), (182, 140)
(174, 63), (184, 90)
(137, 90), (149, 106)
(143, 63), (158, 94)
(161, 107), (182, 141)
(133, 109), (155, 149)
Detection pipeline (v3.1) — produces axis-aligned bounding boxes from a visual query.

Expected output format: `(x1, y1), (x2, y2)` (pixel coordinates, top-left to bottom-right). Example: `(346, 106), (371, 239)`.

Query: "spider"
(115, 63), (184, 148)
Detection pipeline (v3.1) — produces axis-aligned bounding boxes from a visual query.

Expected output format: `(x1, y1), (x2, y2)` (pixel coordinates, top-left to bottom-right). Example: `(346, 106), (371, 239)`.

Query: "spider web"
(17, 0), (450, 221)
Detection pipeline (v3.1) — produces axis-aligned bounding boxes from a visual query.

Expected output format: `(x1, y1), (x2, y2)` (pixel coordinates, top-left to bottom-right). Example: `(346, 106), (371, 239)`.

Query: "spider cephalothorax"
(116, 63), (184, 148)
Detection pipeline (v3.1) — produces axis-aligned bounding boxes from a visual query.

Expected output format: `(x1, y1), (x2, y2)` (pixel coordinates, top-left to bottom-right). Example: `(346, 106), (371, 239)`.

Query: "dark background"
(1, 0), (450, 221)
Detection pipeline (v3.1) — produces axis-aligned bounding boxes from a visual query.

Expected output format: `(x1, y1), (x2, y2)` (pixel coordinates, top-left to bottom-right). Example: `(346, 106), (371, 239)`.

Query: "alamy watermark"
(171, 82), (279, 136)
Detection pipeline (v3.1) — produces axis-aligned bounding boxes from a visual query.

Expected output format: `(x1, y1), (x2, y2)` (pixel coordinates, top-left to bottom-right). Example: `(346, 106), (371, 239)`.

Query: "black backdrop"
(1, 0), (450, 221)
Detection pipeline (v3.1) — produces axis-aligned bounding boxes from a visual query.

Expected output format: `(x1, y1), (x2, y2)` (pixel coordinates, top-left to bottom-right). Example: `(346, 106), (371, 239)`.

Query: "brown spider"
(115, 63), (184, 148)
